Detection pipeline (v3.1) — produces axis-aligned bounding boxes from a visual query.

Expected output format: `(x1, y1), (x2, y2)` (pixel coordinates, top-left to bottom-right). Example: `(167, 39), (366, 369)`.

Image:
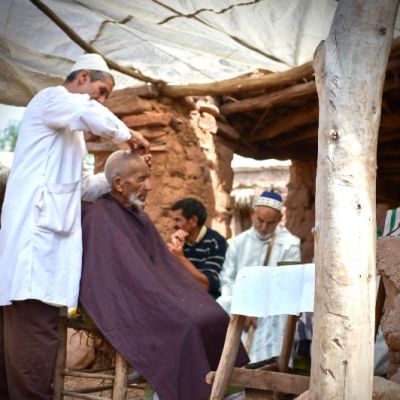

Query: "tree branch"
(30, 0), (163, 85)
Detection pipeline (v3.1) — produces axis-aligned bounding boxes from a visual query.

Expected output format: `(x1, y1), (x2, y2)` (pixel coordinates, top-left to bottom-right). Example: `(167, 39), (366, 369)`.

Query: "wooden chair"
(207, 314), (309, 400)
(53, 307), (140, 400)
(207, 275), (387, 400)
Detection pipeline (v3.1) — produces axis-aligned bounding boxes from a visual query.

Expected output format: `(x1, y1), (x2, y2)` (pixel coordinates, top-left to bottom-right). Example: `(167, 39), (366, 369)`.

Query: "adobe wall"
(95, 90), (234, 240)
(286, 159), (316, 263)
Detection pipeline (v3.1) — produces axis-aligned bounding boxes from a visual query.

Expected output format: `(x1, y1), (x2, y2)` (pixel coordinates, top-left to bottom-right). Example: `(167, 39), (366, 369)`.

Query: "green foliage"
(0, 120), (20, 151)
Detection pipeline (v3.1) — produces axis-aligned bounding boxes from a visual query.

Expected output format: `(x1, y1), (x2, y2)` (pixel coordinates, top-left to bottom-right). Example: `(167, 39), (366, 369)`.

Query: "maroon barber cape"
(80, 194), (248, 400)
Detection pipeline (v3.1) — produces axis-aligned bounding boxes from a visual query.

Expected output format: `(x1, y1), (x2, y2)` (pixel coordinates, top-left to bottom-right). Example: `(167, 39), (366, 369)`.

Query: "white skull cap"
(70, 54), (110, 73)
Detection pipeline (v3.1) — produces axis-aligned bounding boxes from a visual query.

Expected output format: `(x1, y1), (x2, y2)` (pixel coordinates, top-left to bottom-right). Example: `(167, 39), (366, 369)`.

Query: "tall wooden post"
(310, 1), (399, 399)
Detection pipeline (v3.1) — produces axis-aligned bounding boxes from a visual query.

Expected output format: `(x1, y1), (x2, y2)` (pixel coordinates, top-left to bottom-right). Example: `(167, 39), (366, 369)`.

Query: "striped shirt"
(183, 227), (227, 298)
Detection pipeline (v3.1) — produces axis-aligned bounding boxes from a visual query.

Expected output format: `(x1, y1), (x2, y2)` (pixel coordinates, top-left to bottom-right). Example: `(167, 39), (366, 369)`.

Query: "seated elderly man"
(79, 150), (248, 400)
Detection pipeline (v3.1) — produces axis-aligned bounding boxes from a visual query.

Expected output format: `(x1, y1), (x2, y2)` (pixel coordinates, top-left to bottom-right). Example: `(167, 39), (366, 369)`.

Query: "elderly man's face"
(251, 206), (281, 238)
(118, 160), (151, 208)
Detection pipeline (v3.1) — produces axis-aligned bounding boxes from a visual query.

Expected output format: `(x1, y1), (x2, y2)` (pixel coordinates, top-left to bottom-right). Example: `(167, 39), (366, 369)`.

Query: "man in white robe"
(0, 53), (149, 399)
(217, 191), (301, 365)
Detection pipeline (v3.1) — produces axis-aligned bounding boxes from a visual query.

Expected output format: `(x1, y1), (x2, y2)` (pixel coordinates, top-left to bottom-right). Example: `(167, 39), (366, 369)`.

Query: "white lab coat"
(217, 226), (301, 363)
(0, 86), (130, 307)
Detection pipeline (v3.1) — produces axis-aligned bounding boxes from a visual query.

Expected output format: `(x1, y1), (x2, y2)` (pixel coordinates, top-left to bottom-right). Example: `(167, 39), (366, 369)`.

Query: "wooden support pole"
(310, 1), (399, 399)
(210, 314), (245, 400)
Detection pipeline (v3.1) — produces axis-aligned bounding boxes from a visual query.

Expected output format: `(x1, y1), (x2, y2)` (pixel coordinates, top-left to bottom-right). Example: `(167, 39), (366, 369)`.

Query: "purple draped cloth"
(79, 194), (248, 400)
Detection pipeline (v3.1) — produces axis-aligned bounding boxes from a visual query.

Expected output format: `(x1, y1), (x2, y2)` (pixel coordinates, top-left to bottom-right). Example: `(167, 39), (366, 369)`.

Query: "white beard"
(255, 230), (272, 241)
(127, 193), (146, 209)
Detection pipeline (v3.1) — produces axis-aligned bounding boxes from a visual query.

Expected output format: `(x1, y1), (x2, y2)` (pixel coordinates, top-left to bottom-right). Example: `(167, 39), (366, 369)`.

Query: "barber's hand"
(243, 316), (257, 332)
(83, 131), (98, 142)
(127, 129), (150, 154)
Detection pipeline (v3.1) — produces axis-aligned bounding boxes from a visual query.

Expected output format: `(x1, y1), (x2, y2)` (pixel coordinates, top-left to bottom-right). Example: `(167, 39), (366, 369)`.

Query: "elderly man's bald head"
(104, 150), (146, 186)
(105, 150), (151, 209)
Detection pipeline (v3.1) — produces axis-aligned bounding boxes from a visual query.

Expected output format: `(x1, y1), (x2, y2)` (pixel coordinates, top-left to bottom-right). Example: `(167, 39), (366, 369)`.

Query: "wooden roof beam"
(220, 81), (316, 115)
(249, 104), (319, 142)
(162, 62), (313, 98)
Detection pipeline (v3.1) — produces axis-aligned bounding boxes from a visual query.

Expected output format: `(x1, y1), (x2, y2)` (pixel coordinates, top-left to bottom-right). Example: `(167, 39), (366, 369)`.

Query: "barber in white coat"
(0, 54), (149, 399)
(217, 191), (301, 365)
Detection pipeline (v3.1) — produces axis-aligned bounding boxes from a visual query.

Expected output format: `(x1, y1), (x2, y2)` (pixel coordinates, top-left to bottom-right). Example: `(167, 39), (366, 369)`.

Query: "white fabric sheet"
(2, 0), (399, 106)
(231, 264), (315, 317)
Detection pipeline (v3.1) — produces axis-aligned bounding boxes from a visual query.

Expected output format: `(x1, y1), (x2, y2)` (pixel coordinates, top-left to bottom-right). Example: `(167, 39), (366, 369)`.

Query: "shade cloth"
(2, 0), (400, 106)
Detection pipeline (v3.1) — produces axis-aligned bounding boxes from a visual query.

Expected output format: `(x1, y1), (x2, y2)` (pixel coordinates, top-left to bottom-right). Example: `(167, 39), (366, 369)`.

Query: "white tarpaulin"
(1, 0), (400, 106)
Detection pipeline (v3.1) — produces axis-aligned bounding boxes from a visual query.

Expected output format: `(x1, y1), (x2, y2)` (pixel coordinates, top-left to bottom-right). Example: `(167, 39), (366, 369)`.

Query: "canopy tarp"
(1, 0), (400, 106)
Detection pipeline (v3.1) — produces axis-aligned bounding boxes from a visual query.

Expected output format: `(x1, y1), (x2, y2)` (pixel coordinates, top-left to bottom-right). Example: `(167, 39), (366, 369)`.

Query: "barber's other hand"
(243, 316), (257, 332)
(127, 129), (150, 154)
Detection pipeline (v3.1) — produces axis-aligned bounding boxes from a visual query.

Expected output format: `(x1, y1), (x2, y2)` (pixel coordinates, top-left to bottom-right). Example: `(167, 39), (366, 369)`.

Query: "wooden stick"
(244, 325), (255, 353)
(30, 0), (162, 84)
(64, 370), (114, 380)
(220, 81), (316, 115)
(273, 315), (300, 400)
(113, 351), (128, 400)
(209, 314), (245, 400)
(62, 391), (106, 400)
(278, 315), (299, 373)
(375, 276), (386, 340)
(276, 126), (317, 147)
(250, 104), (319, 142)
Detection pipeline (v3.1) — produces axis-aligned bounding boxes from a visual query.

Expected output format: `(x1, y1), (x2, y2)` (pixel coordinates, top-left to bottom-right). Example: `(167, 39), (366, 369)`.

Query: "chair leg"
(273, 315), (299, 400)
(113, 351), (128, 400)
(53, 311), (68, 400)
(210, 314), (245, 400)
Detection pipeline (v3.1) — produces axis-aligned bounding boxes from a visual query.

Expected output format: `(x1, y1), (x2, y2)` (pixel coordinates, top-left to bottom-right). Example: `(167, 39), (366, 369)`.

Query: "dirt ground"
(64, 376), (145, 399)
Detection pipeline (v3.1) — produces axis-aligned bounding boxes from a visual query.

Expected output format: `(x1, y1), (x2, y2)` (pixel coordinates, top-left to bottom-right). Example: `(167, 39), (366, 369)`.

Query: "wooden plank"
(210, 314), (245, 400)
(220, 81), (316, 115)
(208, 368), (309, 395)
